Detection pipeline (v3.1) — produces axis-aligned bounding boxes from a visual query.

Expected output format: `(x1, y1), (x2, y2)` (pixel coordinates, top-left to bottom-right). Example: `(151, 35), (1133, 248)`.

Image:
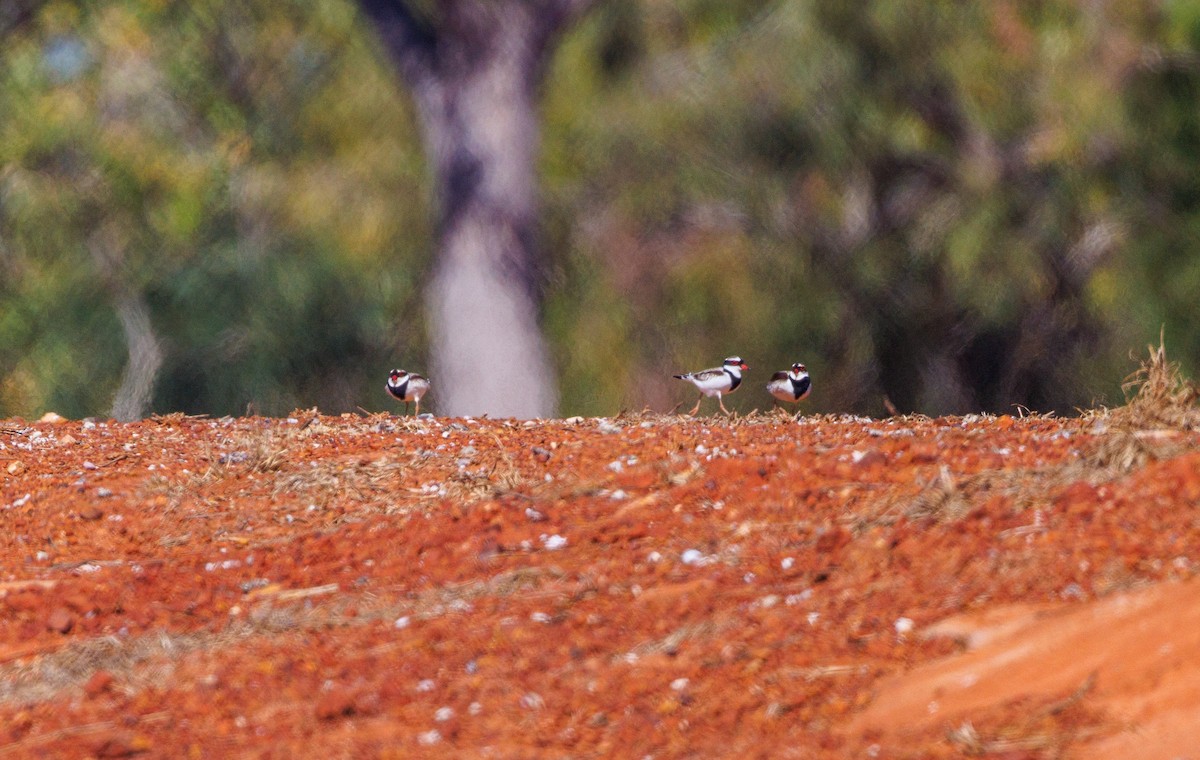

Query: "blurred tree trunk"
(88, 234), (162, 422)
(357, 0), (598, 418)
(110, 293), (163, 422)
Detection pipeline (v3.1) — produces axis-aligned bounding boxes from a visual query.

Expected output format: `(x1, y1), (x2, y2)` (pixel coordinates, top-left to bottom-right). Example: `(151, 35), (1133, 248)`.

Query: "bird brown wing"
(690, 367), (725, 382)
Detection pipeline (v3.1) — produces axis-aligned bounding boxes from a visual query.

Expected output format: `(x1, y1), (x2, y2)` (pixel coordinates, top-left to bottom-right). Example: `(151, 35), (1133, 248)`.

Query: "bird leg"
(717, 394), (731, 415)
(689, 396), (703, 416)
(414, 399), (421, 416)
(404, 401), (411, 415)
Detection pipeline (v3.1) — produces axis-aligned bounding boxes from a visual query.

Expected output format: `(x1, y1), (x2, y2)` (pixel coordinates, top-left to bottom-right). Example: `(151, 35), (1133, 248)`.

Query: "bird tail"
(672, 374), (688, 380)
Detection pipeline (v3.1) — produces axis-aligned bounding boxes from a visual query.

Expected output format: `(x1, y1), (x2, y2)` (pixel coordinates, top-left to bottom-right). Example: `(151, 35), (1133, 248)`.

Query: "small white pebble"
(541, 534), (568, 551)
(434, 707), (454, 722)
(670, 678), (690, 691)
(647, 551), (662, 563)
(520, 692), (545, 710)
(418, 729), (441, 746)
(530, 611), (551, 623)
(394, 616), (411, 629)
(894, 617), (915, 635)
(780, 557), (795, 570)
(416, 679), (435, 692)
(806, 612), (820, 625)
(680, 549), (705, 566)
(83, 461), (98, 470)
(757, 595), (779, 609)
(1060, 583), (1085, 600)
(468, 702), (482, 715)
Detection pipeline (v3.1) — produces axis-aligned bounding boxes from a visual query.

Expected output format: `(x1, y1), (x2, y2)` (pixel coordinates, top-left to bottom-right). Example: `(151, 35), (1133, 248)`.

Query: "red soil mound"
(0, 412), (1197, 757)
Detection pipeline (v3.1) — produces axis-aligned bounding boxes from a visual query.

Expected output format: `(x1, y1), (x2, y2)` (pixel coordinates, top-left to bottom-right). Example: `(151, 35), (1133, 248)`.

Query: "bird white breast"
(686, 369), (735, 396)
(407, 379), (428, 401)
(767, 379), (796, 402)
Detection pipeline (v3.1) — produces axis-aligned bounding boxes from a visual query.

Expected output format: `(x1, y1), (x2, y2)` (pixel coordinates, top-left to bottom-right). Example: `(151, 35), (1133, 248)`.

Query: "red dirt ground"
(1, 410), (1199, 758)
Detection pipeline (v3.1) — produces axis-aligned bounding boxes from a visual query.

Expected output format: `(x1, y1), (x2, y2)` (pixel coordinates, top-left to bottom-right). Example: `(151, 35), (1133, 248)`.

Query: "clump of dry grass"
(1108, 335), (1200, 432)
(1087, 335), (1200, 472)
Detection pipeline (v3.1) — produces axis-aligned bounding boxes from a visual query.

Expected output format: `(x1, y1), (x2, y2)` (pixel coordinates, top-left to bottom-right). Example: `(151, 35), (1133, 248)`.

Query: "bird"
(767, 362), (811, 408)
(386, 369), (430, 416)
(673, 356), (749, 415)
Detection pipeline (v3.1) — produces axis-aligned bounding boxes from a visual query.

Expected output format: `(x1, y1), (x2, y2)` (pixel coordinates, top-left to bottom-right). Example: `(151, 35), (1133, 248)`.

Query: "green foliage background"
(2, 0), (1199, 418)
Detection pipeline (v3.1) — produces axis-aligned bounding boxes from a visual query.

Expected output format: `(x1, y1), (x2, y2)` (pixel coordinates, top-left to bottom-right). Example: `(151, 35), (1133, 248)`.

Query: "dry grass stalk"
(1112, 335), (1200, 431)
(1088, 335), (1200, 472)
(944, 673), (1100, 757)
(622, 621), (717, 661)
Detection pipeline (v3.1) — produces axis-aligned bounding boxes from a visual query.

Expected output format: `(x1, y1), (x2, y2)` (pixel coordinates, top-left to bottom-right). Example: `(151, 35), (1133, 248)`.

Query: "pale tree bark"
(87, 233), (163, 422)
(357, 0), (598, 418)
(110, 292), (164, 422)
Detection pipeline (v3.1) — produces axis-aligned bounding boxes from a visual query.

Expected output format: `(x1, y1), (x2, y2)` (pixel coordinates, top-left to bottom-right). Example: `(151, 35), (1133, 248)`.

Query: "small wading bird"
(767, 363), (811, 412)
(673, 356), (749, 415)
(386, 369), (430, 416)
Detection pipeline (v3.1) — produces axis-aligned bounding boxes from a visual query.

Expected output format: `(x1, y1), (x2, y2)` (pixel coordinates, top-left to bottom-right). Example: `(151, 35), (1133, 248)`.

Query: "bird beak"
(741, 363), (750, 370)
